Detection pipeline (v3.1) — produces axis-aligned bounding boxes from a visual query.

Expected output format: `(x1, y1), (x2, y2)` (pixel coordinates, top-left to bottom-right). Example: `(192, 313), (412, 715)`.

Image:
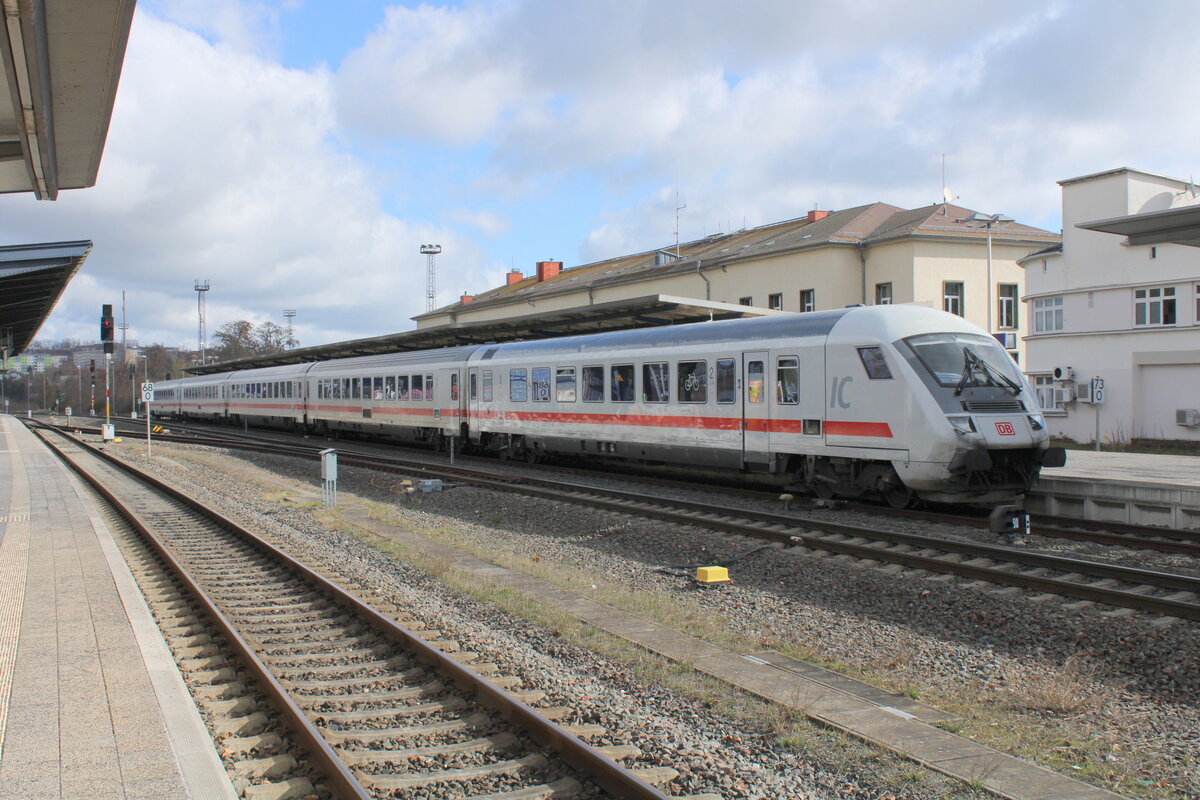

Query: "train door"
(742, 351), (770, 464)
(467, 367), (479, 440)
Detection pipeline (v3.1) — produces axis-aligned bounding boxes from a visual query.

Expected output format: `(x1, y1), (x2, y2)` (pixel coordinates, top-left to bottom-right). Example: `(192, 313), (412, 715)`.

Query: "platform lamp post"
(956, 212), (1013, 334)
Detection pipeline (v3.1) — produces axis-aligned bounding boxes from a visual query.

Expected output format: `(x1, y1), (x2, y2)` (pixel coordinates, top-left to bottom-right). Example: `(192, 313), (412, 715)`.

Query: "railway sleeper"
(293, 680), (444, 707)
(320, 712), (491, 744)
(285, 665), (428, 692)
(240, 776), (314, 800)
(338, 732), (522, 766)
(274, 655), (412, 678)
(222, 732), (285, 757)
(358, 752), (549, 790)
(311, 695), (467, 723)
(232, 753), (298, 781)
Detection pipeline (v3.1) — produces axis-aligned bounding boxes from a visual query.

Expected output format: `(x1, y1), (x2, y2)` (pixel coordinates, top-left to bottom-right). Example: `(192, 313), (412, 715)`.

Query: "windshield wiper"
(955, 347), (1021, 396)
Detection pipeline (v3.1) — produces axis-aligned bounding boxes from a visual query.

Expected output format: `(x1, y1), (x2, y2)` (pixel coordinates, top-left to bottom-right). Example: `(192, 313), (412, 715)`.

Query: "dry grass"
(1004, 654), (1099, 716)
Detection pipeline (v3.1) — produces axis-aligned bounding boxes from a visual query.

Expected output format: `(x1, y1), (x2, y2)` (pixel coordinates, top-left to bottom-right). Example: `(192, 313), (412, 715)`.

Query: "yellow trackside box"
(695, 566), (729, 584)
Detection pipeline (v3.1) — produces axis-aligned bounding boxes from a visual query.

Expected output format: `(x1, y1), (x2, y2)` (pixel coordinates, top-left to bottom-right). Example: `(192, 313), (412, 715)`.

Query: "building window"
(799, 289), (815, 312)
(768, 293), (783, 310)
(739, 296), (753, 306)
(1033, 375), (1064, 412)
(875, 283), (892, 305)
(943, 281), (964, 316)
(1033, 296), (1064, 333)
(1134, 286), (1176, 326)
(998, 284), (1018, 329)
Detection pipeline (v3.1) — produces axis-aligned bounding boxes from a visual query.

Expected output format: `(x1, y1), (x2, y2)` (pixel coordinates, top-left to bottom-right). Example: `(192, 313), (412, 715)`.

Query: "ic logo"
(995, 421), (1016, 436)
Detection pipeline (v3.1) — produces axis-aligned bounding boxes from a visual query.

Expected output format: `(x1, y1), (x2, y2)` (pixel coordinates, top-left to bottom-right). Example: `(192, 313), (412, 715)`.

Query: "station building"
(415, 202), (1059, 366)
(1020, 168), (1200, 444)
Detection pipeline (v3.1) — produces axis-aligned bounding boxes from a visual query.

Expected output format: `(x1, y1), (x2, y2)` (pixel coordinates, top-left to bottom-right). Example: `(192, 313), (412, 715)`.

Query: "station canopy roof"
(188, 295), (784, 374)
(1078, 204), (1200, 248)
(0, 240), (92, 358)
(0, 0), (135, 199)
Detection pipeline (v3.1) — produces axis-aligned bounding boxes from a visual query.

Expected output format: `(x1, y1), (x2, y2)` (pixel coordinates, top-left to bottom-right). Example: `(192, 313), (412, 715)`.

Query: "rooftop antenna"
(674, 187), (686, 257)
(283, 309), (296, 348)
(420, 244), (442, 312)
(193, 279), (210, 364)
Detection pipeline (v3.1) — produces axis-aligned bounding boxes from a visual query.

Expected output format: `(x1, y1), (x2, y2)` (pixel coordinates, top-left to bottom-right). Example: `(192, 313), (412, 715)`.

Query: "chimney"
(505, 269), (524, 286)
(807, 209), (829, 223)
(460, 292), (475, 304)
(535, 260), (562, 282)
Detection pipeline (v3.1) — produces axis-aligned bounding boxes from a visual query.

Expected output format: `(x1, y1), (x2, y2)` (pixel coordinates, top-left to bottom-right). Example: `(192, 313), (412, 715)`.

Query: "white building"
(1020, 168), (1200, 444)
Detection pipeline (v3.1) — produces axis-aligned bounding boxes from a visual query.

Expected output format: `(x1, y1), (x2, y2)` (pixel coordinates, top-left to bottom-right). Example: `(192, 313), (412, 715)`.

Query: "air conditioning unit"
(1176, 409), (1200, 427)
(1052, 366), (1074, 381)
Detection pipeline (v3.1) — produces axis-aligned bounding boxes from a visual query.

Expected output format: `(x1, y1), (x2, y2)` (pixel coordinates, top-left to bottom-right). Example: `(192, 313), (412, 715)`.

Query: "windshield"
(904, 332), (1023, 393)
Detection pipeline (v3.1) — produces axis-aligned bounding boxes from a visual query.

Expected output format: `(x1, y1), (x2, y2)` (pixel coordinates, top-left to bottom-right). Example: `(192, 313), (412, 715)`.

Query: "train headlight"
(946, 414), (976, 435)
(1027, 413), (1045, 431)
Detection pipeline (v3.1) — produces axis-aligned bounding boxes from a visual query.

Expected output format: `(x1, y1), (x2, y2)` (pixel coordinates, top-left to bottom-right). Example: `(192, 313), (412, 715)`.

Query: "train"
(152, 304), (1065, 506)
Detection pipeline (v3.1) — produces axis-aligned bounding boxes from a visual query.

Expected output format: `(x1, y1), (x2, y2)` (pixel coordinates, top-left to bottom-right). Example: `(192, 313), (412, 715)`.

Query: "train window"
(373, 377), (385, 400)
(611, 364), (634, 402)
(747, 361), (765, 404)
(677, 361), (707, 403)
(777, 357), (799, 404)
(857, 347), (892, 379)
(531, 368), (551, 402)
(510, 369), (528, 401)
(643, 363), (669, 403)
(716, 359), (737, 403)
(482, 370), (493, 402)
(582, 366), (604, 402)
(412, 374), (425, 400)
(470, 372), (478, 401)
(556, 367), (577, 402)
(427, 375), (433, 397)
(450, 373), (459, 401)
(385, 376), (396, 399)
(352, 378), (362, 400)
(398, 375), (409, 399)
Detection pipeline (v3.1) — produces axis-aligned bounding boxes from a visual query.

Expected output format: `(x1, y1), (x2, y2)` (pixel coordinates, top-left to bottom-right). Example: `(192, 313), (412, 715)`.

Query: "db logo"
(995, 421), (1016, 436)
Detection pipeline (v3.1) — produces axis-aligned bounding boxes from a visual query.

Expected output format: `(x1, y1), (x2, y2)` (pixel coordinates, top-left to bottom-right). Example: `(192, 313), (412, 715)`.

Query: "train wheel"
(882, 485), (914, 509)
(810, 482), (835, 500)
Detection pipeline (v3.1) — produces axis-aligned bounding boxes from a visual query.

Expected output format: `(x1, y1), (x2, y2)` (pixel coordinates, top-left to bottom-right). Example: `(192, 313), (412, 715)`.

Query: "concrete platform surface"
(1045, 449), (1200, 488)
(0, 415), (236, 800)
(1032, 449), (1200, 528)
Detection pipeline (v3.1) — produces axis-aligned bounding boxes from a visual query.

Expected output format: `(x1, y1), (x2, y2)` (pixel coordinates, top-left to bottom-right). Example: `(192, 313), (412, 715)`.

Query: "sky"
(2, 0), (1197, 351)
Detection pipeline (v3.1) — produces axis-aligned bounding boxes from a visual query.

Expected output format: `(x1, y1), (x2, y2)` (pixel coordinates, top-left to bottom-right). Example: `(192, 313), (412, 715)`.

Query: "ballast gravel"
(105, 438), (1199, 799)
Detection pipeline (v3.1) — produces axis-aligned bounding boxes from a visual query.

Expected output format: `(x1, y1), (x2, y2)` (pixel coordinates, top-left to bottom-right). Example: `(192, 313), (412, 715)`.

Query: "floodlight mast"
(194, 280), (210, 364)
(420, 244), (442, 312)
(283, 309), (296, 348)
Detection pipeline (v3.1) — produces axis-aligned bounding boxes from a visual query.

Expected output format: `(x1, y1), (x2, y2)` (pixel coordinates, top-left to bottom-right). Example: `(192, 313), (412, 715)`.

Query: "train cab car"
(226, 364), (311, 429)
(462, 305), (1060, 506)
(304, 347), (475, 446)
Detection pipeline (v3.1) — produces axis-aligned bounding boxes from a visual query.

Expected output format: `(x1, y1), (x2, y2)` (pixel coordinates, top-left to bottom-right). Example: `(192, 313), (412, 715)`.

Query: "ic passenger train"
(154, 305), (1065, 506)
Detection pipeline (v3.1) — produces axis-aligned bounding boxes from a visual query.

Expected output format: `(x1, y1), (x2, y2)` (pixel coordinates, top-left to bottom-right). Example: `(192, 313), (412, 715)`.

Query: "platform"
(0, 415), (235, 799)
(1029, 449), (1200, 528)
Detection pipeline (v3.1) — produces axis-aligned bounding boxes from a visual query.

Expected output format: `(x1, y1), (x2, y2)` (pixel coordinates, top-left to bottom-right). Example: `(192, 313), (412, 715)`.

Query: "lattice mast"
(283, 309), (296, 348)
(420, 244), (442, 312)
(194, 279), (210, 363)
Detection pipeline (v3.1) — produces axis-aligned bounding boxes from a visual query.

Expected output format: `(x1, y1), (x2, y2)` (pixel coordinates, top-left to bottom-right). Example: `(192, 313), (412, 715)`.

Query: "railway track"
(31, 422), (684, 800)
(41, 418), (1200, 622)
(63, 415), (1200, 558)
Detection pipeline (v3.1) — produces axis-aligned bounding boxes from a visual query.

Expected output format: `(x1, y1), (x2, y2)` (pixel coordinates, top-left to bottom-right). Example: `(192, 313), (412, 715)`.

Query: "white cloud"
(334, 0), (1200, 262)
(0, 10), (498, 348)
(444, 208), (511, 238)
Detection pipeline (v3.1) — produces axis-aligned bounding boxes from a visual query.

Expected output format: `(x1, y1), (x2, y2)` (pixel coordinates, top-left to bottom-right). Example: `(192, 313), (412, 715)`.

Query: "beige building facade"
(1021, 168), (1200, 443)
(417, 203), (1060, 364)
